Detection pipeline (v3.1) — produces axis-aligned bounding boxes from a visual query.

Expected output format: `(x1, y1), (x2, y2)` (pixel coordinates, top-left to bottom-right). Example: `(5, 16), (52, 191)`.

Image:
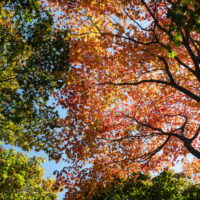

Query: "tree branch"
(158, 56), (175, 84)
(98, 80), (200, 102)
(175, 56), (197, 77)
(190, 125), (200, 142)
(124, 115), (200, 159)
(137, 135), (171, 162)
(123, 8), (153, 32)
(98, 79), (170, 87)
(101, 32), (159, 46)
(140, 0), (170, 36)
(181, 29), (200, 78)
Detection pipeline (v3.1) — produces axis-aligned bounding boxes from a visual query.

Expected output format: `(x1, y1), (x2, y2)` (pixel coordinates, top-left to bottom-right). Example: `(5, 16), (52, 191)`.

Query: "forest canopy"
(0, 0), (199, 199)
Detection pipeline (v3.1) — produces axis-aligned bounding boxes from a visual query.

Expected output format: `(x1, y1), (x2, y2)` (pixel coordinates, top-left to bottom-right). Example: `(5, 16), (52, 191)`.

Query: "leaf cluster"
(0, 147), (58, 200)
(92, 170), (200, 200)
(167, 0), (200, 45)
(0, 0), (69, 155)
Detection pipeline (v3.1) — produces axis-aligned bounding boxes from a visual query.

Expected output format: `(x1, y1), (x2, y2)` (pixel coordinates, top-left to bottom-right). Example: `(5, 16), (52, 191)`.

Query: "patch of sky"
(47, 93), (67, 118)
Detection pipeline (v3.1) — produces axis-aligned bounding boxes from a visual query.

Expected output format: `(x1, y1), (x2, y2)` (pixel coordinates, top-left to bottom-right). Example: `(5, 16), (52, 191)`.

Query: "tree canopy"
(0, 1), (70, 198)
(0, 147), (59, 200)
(46, 0), (200, 199)
(91, 170), (200, 200)
(0, 0), (69, 157)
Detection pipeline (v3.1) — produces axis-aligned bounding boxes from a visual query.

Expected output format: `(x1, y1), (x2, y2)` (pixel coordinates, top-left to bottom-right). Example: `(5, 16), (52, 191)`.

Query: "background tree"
(46, 0), (200, 199)
(0, 147), (59, 200)
(0, 0), (69, 158)
(91, 170), (200, 200)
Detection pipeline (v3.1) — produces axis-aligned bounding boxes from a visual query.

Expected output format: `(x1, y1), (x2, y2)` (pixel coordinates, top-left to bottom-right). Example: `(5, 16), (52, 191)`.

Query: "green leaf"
(168, 51), (177, 58)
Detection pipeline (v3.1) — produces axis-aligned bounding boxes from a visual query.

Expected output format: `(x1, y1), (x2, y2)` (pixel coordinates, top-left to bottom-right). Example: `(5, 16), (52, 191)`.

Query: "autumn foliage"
(48, 0), (200, 199)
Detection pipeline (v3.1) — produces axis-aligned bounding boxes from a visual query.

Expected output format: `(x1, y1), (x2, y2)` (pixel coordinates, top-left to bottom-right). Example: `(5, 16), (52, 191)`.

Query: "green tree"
(0, 0), (69, 157)
(92, 170), (200, 200)
(0, 147), (59, 200)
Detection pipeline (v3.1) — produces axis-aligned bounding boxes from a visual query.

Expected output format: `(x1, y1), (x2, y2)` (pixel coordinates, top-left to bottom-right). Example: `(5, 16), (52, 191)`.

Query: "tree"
(0, 0), (69, 157)
(91, 170), (200, 200)
(48, 0), (200, 198)
(0, 147), (59, 200)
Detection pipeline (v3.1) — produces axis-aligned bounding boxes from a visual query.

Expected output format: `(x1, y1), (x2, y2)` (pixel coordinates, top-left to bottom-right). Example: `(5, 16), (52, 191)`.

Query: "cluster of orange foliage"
(47, 0), (199, 199)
